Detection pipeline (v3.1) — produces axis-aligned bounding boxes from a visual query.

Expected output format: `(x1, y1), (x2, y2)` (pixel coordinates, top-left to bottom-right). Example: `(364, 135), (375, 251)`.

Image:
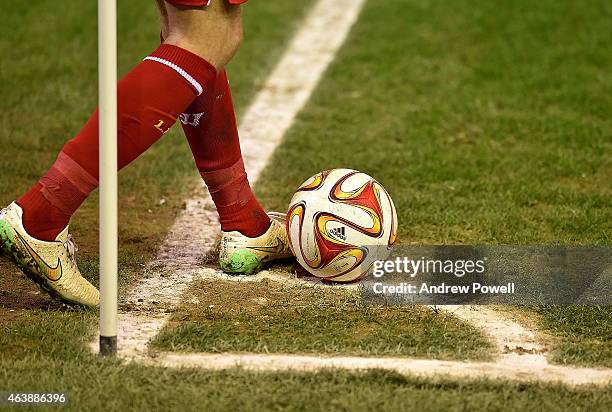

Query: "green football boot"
(219, 212), (293, 275)
(0, 202), (99, 307)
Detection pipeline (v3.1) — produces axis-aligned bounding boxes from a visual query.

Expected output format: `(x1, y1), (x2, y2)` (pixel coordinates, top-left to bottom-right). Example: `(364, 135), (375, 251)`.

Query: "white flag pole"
(98, 0), (118, 357)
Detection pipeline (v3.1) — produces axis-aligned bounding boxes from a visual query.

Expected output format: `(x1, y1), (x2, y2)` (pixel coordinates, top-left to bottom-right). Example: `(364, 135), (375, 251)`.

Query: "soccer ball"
(286, 169), (398, 282)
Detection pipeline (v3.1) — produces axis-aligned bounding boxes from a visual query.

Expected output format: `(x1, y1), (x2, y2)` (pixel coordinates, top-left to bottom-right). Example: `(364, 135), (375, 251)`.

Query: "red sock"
(181, 70), (270, 237)
(17, 183), (71, 241)
(17, 44), (216, 241)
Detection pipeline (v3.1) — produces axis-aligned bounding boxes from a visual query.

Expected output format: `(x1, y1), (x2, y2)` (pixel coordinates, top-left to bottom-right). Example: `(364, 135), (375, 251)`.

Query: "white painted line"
(88, 0), (612, 387)
(125, 197), (220, 310)
(240, 0), (366, 178)
(148, 352), (612, 386)
(90, 0), (367, 359)
(437, 305), (545, 354)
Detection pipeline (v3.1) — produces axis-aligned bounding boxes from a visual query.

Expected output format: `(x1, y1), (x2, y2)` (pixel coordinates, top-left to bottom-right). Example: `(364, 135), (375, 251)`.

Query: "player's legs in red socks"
(153, 1), (290, 275)
(16, 44), (216, 241)
(181, 71), (271, 237)
(17, 0), (246, 242)
(0, 0), (248, 307)
(157, 0), (269, 238)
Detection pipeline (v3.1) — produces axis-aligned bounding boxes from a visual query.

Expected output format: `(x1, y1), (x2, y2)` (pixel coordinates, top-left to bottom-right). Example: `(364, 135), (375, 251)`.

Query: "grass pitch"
(257, 0), (611, 245)
(0, 0), (611, 409)
(252, 0), (612, 367)
(152, 280), (492, 360)
(532, 306), (612, 368)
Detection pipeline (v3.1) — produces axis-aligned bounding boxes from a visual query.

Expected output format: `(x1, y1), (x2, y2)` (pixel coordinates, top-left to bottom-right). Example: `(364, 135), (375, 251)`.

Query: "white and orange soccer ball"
(286, 169), (398, 282)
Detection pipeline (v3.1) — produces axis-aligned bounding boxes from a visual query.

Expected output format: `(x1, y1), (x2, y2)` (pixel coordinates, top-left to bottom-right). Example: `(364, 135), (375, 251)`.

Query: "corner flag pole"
(99, 0), (118, 357)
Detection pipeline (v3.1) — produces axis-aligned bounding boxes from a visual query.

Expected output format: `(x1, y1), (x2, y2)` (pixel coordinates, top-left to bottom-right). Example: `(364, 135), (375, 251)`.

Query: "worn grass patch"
(151, 280), (493, 360)
(0, 0), (314, 298)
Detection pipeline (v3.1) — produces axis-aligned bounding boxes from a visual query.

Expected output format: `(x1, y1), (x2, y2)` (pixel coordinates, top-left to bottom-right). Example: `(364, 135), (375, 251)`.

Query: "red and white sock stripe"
(145, 44), (217, 96)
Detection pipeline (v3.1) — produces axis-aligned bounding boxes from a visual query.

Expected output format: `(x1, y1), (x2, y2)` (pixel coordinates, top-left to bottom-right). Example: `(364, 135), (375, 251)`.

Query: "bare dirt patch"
(0, 258), (53, 312)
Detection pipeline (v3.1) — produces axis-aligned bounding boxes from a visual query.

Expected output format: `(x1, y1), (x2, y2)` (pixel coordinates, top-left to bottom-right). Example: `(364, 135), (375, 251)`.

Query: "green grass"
(0, 310), (608, 412)
(1, 0), (611, 408)
(2, 363), (611, 412)
(151, 280), (492, 360)
(256, 0), (611, 245)
(531, 306), (612, 368)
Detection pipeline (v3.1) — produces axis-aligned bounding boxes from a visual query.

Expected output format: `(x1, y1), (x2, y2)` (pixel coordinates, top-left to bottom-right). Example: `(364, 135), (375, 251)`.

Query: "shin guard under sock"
(181, 71), (270, 237)
(17, 44), (217, 240)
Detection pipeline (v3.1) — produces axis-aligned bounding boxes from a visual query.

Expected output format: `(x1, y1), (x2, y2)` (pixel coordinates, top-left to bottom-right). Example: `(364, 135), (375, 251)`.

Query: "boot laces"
(63, 234), (78, 267)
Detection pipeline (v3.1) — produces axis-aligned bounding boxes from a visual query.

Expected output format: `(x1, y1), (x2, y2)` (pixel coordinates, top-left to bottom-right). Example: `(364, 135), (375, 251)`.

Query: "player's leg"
(0, 1), (241, 306)
(162, 0), (244, 70)
(159, 1), (291, 274)
(182, 70), (292, 274)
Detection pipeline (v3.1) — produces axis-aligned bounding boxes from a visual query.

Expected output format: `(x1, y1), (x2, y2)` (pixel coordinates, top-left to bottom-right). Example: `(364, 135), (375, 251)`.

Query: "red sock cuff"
(217, 197), (271, 238)
(54, 151), (98, 192)
(146, 44), (217, 96)
(38, 151), (97, 216)
(40, 169), (88, 216)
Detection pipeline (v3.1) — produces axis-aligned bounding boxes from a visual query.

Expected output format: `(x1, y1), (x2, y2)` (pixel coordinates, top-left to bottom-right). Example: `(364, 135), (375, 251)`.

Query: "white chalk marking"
(439, 305), (544, 354)
(89, 0), (612, 386)
(147, 352), (612, 387)
(91, 0), (368, 359)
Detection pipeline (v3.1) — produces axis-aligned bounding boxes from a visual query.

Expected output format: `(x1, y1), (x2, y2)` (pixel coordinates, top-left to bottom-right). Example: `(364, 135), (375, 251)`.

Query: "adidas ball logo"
(329, 226), (346, 241)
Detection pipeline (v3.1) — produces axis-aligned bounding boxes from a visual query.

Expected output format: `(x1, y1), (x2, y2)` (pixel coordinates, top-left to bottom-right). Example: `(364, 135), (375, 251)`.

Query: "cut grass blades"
(0, 307), (608, 411)
(1, 360), (611, 411)
(255, 0), (612, 245)
(151, 280), (493, 360)
(0, 309), (95, 361)
(533, 306), (612, 368)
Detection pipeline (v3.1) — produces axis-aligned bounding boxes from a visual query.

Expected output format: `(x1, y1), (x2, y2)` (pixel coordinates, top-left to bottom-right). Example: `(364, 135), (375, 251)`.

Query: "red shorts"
(166, 0), (248, 6)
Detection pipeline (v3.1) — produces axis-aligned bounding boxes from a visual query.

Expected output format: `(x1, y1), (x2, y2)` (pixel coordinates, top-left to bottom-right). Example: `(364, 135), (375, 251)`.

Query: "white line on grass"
(141, 303), (611, 386)
(148, 352), (612, 387)
(90, 0), (367, 359)
(89, 0), (612, 386)
(439, 305), (544, 354)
